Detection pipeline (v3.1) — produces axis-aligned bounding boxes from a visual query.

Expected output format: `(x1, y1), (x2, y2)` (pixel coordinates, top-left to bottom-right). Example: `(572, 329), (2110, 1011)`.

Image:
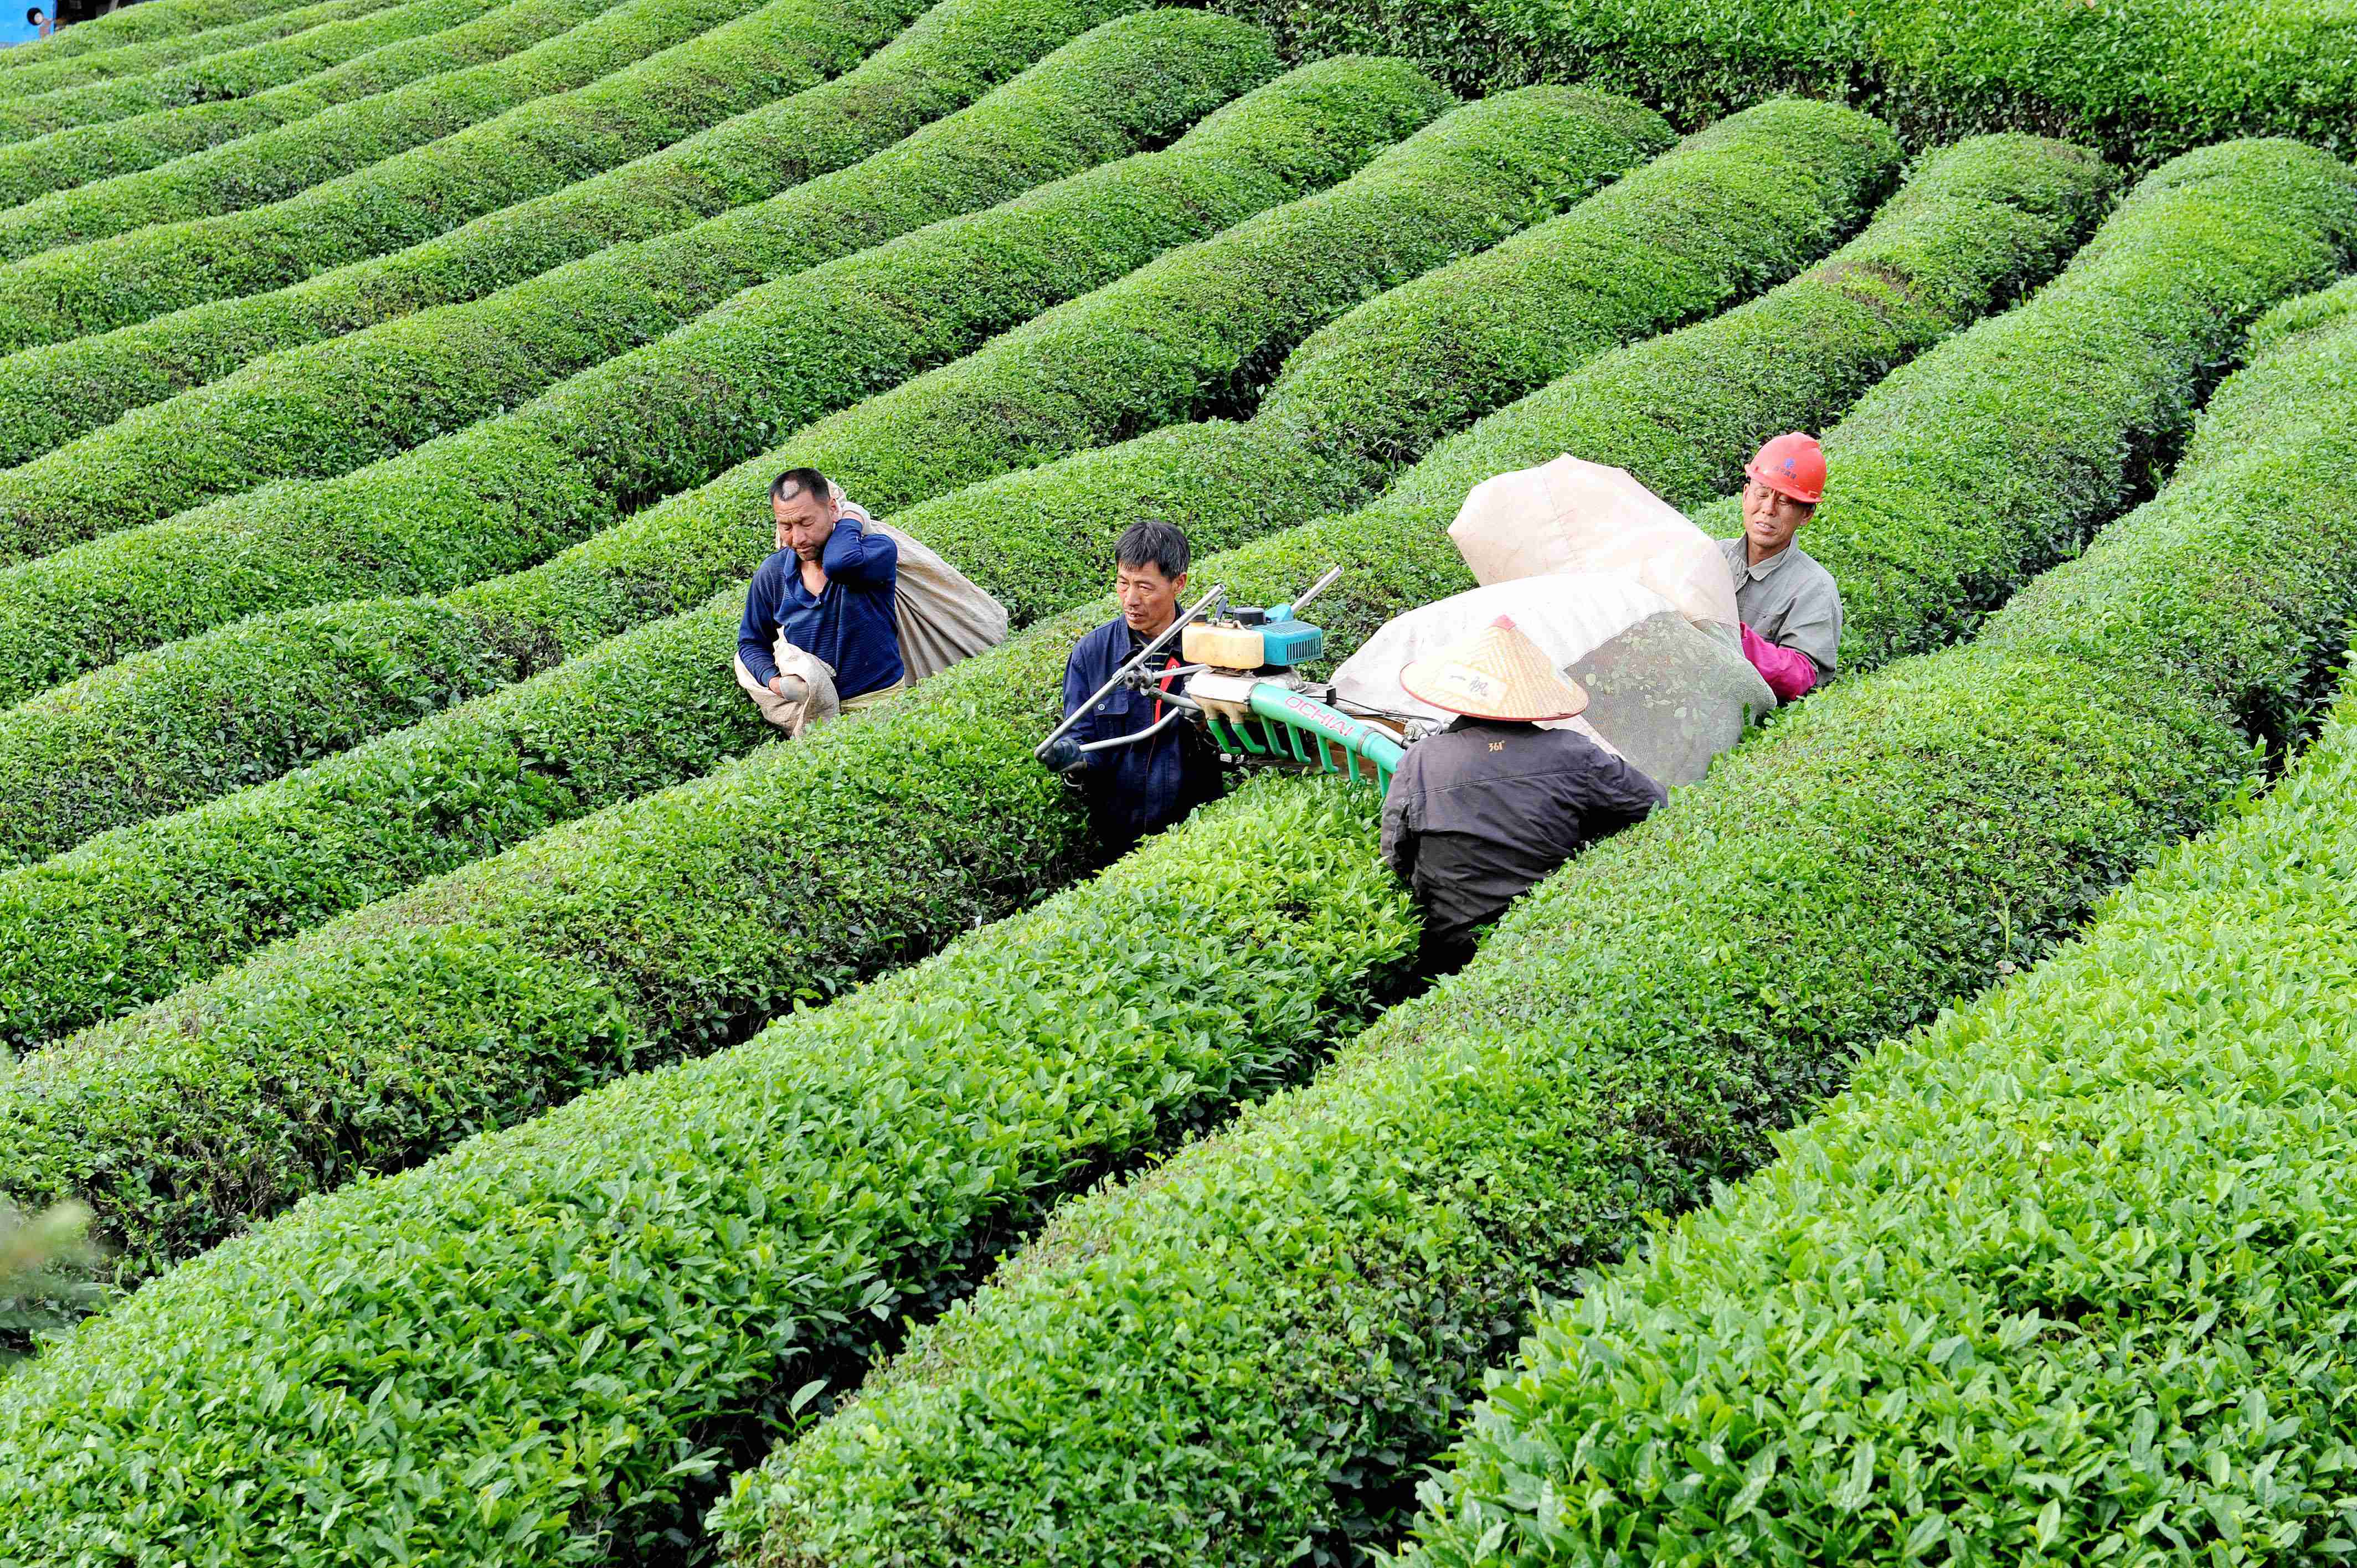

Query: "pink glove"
(1741, 623), (1819, 702)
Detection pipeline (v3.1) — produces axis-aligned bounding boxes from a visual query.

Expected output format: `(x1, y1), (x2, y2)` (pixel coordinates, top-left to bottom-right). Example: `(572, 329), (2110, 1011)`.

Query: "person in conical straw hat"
(1380, 615), (1666, 975)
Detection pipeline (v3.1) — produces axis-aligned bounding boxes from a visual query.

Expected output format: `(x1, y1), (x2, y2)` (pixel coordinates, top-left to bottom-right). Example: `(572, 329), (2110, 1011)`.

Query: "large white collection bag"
(1332, 574), (1769, 785)
(1336, 455), (1772, 784)
(1447, 453), (1741, 632)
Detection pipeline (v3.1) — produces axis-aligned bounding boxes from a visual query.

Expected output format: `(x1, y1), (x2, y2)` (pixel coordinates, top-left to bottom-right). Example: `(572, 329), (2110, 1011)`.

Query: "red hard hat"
(1747, 432), (1826, 505)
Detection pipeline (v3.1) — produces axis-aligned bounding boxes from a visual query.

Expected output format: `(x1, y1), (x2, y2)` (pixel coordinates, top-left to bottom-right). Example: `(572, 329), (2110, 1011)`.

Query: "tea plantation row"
(0, 0), (599, 202)
(1208, 0), (2356, 166)
(0, 0), (451, 141)
(0, 0), (337, 72)
(0, 0), (1096, 465)
(3, 128), (2346, 1568)
(0, 6), (1286, 573)
(0, 0), (847, 345)
(0, 96), (1884, 1258)
(726, 166), (2357, 1568)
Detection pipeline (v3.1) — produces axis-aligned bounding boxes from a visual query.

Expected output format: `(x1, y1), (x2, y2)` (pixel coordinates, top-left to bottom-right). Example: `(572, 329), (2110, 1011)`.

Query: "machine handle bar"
(1034, 583), (1224, 761)
(1076, 705), (1191, 753)
(1282, 564), (1343, 621)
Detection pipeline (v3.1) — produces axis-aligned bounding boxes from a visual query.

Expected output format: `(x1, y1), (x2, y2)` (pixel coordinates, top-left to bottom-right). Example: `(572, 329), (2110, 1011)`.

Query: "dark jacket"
(1061, 616), (1227, 853)
(739, 520), (903, 699)
(1381, 716), (1665, 951)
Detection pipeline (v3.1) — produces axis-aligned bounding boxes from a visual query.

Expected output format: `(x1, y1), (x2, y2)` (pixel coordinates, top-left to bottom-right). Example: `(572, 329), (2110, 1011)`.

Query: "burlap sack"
(863, 514), (1007, 683)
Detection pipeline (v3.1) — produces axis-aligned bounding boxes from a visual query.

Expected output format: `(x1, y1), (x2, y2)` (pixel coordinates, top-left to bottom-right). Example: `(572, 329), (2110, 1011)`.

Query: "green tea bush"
(0, 781), (1413, 1565)
(892, 94), (1902, 625)
(0, 65), (1615, 693)
(719, 167), (2357, 1568)
(0, 0), (845, 348)
(1403, 283), (2357, 1568)
(0, 0), (510, 147)
(732, 670), (2242, 1568)
(0, 0), (597, 207)
(1982, 273), (2357, 741)
(0, 0), (1100, 469)
(897, 128), (2110, 626)
(0, 93), (1857, 1247)
(1206, 0), (2357, 167)
(0, 3), (1282, 862)
(0, 5), (1281, 568)
(0, 94), (1863, 1056)
(0, 0), (393, 92)
(0, 0), (659, 257)
(0, 0), (337, 69)
(1760, 138), (2357, 671)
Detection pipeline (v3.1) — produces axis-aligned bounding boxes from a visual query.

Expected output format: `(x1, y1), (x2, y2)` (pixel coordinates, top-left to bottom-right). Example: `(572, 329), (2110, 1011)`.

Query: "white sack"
(734, 643), (841, 738)
(1448, 453), (1740, 632)
(1334, 574), (1772, 785)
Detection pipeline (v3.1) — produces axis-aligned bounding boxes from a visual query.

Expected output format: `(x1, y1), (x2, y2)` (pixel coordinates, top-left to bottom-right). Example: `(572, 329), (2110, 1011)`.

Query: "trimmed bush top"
(1203, 0), (2357, 167)
(0, 0), (399, 92)
(0, 0), (340, 66)
(0, 0), (609, 216)
(0, 0), (833, 351)
(0, 0), (1257, 574)
(0, 0), (652, 261)
(0, 0), (1073, 470)
(0, 0), (517, 148)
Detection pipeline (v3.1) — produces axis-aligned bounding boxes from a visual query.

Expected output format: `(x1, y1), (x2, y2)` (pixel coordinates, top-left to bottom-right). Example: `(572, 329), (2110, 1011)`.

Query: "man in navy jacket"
(738, 467), (904, 726)
(1060, 520), (1226, 855)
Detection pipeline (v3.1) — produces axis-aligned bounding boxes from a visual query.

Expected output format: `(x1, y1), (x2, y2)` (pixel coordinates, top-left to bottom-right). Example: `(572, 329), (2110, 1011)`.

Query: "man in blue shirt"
(1059, 520), (1227, 855)
(737, 467), (904, 730)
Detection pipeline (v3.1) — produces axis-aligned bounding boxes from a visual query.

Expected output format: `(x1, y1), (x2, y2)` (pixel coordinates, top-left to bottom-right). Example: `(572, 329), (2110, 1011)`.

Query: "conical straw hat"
(1399, 615), (1588, 721)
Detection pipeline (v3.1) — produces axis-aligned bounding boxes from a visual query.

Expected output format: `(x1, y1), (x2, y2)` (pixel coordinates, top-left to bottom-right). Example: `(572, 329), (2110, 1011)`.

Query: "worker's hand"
(768, 673), (808, 702)
(1738, 623), (1818, 702)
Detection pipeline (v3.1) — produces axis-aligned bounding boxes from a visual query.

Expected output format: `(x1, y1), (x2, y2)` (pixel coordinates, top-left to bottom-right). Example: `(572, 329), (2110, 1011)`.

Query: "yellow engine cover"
(1182, 623), (1264, 669)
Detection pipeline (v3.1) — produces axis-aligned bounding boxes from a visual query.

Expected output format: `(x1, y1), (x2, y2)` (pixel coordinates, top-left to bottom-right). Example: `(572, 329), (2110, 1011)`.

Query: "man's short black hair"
(769, 466), (831, 506)
(1114, 518), (1189, 580)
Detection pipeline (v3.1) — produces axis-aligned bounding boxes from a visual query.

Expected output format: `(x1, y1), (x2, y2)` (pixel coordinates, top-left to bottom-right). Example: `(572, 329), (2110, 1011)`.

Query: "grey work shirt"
(1721, 536), (1843, 677)
(1380, 716), (1666, 950)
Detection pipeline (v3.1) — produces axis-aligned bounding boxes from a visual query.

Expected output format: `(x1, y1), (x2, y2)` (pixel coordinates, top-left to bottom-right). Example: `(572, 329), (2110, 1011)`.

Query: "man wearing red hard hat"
(1724, 432), (1843, 700)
